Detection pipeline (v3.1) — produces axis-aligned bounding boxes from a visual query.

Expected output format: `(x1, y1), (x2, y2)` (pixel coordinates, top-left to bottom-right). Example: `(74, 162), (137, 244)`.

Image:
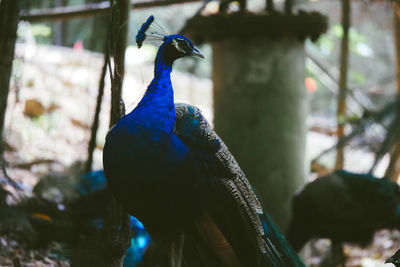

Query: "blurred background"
(1, 0), (400, 266)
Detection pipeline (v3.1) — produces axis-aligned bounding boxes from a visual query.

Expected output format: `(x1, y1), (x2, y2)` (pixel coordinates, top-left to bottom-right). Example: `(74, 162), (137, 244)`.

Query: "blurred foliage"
(30, 24), (52, 37)
(16, 0), (399, 110)
(31, 24), (53, 44)
(305, 0), (395, 120)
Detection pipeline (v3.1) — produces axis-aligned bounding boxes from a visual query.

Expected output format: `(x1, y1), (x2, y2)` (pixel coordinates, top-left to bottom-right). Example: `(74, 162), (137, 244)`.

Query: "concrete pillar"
(184, 12), (327, 232)
(212, 36), (307, 232)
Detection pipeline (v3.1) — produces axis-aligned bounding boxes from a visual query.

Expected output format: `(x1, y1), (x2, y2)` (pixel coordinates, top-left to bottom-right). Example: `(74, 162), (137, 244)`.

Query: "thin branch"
(0, 159), (23, 190)
(306, 54), (375, 113)
(84, 54), (108, 173)
(14, 158), (58, 169)
(312, 99), (399, 165)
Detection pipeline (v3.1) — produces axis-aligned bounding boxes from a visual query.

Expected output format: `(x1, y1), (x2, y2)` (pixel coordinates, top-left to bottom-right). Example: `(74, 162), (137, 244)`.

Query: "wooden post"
(335, 0), (350, 170)
(384, 2), (400, 182)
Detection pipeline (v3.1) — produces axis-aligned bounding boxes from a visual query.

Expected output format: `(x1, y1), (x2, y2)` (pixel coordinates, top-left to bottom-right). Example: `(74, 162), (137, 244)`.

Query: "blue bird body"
(104, 34), (205, 243)
(104, 16), (303, 267)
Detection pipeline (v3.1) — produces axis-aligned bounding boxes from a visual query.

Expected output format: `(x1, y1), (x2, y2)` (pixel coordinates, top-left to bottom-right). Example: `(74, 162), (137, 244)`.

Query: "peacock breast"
(103, 118), (202, 231)
(103, 115), (191, 184)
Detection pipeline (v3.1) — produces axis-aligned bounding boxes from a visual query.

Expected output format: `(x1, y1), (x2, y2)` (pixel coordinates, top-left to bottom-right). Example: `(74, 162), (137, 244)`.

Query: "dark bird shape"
(103, 16), (303, 267)
(387, 248), (400, 266)
(287, 170), (400, 252)
(15, 170), (151, 266)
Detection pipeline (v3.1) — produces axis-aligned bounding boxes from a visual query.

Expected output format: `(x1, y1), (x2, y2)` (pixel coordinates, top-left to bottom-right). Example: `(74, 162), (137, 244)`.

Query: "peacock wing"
(174, 103), (304, 267)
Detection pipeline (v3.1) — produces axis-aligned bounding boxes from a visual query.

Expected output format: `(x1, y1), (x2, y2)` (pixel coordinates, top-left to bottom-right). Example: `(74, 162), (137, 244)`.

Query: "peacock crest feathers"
(136, 15), (168, 48)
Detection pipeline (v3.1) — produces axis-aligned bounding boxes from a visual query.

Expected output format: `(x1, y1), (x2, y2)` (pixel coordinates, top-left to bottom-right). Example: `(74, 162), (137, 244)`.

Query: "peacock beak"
(190, 46), (204, 59)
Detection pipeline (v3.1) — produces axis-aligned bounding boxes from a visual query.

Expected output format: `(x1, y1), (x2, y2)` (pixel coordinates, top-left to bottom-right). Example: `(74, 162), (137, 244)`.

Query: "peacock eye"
(176, 38), (192, 51)
(180, 42), (189, 50)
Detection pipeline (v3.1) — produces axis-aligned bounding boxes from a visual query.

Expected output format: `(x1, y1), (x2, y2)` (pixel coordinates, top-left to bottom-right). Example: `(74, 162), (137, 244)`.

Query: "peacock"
(287, 170), (400, 252)
(103, 15), (303, 266)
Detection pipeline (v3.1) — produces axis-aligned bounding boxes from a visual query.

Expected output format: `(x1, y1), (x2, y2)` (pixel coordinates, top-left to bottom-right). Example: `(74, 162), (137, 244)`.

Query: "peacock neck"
(132, 52), (175, 134)
(154, 52), (173, 78)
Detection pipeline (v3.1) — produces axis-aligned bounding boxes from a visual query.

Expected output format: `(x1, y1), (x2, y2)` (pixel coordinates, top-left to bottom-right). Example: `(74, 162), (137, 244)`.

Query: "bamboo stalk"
(335, 0), (350, 170)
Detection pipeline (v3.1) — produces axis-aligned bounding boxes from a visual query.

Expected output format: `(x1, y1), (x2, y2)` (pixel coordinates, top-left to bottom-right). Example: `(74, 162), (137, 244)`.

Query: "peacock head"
(136, 16), (204, 64)
(160, 34), (204, 63)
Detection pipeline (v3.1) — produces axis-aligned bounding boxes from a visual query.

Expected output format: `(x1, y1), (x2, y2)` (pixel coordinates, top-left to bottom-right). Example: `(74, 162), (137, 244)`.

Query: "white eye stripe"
(172, 39), (186, 53)
(175, 38), (193, 49)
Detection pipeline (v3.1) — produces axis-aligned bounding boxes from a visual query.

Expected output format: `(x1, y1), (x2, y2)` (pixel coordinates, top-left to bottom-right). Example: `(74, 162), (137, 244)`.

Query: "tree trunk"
(384, 2), (400, 182)
(213, 36), (307, 232)
(335, 0), (350, 170)
(0, 0), (21, 155)
(109, 0), (130, 126)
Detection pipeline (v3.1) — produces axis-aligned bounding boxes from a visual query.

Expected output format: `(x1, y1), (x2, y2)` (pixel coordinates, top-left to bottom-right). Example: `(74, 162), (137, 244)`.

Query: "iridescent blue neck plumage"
(154, 48), (173, 78)
(131, 47), (175, 134)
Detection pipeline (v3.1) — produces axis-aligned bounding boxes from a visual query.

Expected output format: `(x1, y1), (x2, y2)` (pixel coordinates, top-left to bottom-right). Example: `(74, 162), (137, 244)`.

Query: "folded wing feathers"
(175, 104), (278, 258)
(222, 178), (267, 254)
(206, 128), (273, 255)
